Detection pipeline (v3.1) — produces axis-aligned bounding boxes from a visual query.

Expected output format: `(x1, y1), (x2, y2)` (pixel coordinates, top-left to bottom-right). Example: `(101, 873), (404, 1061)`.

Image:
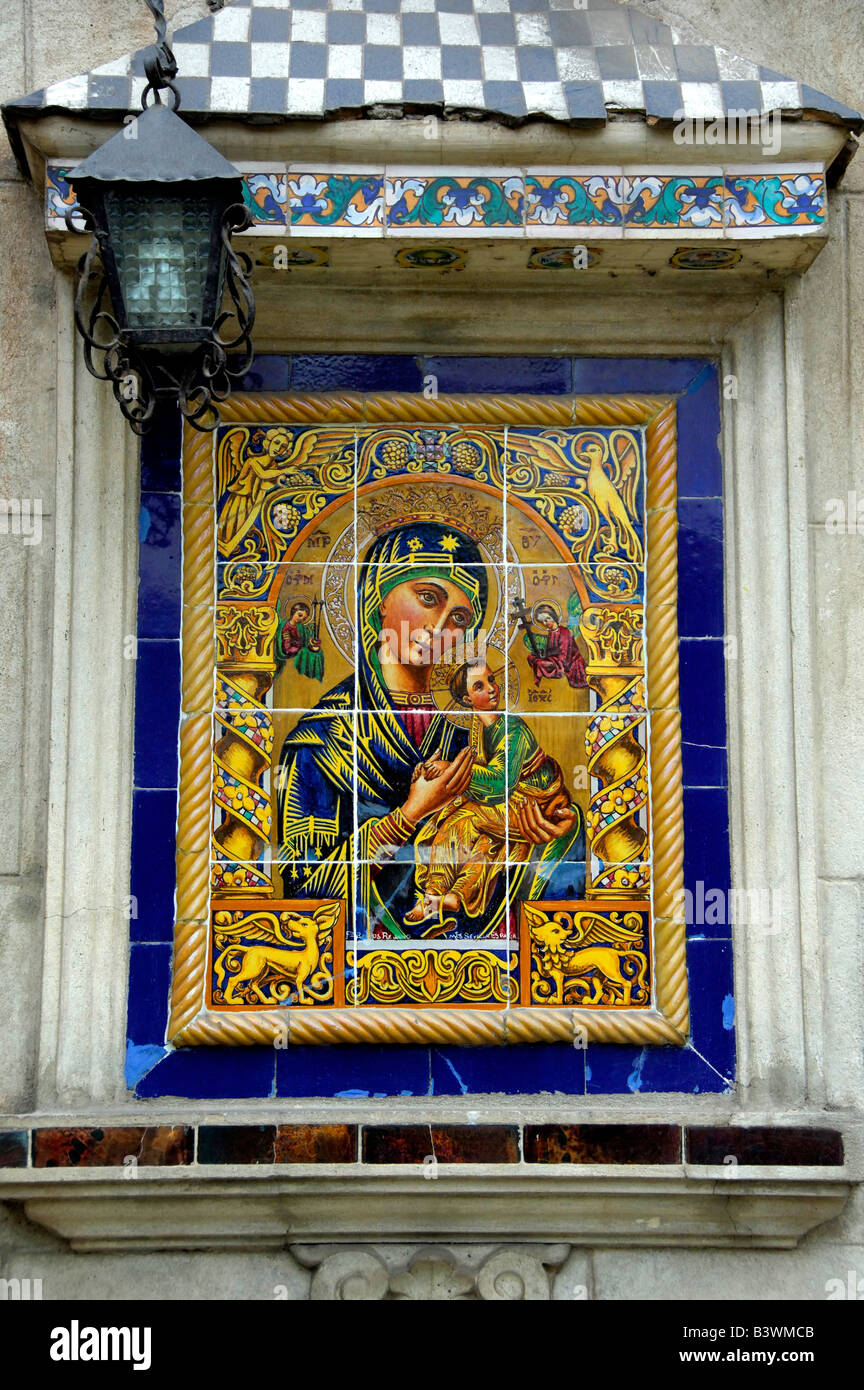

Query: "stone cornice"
(1, 1164), (850, 1253)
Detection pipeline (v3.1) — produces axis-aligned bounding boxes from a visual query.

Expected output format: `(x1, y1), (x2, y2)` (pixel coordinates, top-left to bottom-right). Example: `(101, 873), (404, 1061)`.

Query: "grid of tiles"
(12, 0), (861, 131)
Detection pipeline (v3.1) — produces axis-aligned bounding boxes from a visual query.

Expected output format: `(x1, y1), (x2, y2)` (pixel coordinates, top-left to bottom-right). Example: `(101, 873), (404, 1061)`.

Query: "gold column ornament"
(212, 597), (278, 894)
(580, 604), (649, 895)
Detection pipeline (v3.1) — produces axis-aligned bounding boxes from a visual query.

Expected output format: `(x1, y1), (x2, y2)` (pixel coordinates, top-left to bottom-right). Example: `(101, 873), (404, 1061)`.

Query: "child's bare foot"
(405, 894), (439, 925)
(441, 893), (461, 912)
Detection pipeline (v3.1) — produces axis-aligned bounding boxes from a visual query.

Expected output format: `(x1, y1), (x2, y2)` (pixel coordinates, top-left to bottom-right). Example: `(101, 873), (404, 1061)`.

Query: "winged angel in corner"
(576, 431), (642, 562)
(510, 428), (643, 565)
(216, 427), (350, 560)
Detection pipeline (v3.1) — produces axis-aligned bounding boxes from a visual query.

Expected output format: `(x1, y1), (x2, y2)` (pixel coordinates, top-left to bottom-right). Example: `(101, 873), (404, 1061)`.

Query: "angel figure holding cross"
(512, 595), (588, 690)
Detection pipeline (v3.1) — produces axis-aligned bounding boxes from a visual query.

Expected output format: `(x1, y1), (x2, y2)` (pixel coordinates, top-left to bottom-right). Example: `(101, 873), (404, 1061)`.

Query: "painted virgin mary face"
(379, 577), (475, 668)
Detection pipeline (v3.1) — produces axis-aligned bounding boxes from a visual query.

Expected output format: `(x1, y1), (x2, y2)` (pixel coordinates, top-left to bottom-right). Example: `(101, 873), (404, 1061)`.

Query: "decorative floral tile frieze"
(45, 161), (829, 238)
(46, 164), (85, 229)
(624, 174), (725, 232)
(243, 170), (286, 226)
(287, 170), (385, 235)
(385, 173), (524, 234)
(724, 171), (827, 229)
(524, 174), (623, 235)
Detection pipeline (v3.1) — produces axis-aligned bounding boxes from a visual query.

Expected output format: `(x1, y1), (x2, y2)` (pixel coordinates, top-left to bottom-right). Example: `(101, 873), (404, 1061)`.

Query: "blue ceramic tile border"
(128, 354), (733, 1098)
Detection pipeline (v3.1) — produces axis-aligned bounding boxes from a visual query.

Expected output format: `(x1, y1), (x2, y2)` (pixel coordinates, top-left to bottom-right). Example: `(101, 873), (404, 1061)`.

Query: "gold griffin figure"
(213, 902), (340, 1004)
(527, 906), (648, 1006)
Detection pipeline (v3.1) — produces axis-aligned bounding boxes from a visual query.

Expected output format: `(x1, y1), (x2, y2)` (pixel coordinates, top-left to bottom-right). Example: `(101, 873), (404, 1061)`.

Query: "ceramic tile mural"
(171, 389), (683, 1047)
(130, 356), (733, 1098)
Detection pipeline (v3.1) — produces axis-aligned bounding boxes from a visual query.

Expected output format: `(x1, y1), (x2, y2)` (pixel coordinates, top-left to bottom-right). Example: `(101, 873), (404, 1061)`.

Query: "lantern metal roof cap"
(68, 101), (242, 184)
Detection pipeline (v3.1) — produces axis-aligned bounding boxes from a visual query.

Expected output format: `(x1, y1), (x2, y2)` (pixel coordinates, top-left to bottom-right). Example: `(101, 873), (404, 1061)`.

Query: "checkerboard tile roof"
(7, 0), (862, 130)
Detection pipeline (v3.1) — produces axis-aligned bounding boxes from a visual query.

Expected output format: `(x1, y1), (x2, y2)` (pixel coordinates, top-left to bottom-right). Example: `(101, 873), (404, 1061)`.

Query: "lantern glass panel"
(105, 192), (218, 331)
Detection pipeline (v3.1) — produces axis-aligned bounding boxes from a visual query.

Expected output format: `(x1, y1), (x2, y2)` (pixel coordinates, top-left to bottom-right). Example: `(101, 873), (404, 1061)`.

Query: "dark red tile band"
(685, 1126), (844, 1166)
(274, 1124), (357, 1164)
(198, 1124), (275, 1165)
(362, 1125), (520, 1164)
(6, 1124), (845, 1170)
(525, 1124), (682, 1164)
(197, 1124), (358, 1164)
(32, 1126), (192, 1168)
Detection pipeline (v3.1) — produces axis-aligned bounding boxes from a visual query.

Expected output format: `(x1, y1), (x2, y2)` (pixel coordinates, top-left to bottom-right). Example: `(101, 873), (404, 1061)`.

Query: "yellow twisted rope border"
(215, 392), (670, 429)
(169, 391), (687, 1046)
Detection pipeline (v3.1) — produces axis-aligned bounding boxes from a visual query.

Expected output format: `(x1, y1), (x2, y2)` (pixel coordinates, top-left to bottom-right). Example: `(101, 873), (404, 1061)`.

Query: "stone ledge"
(0, 1165), (850, 1253)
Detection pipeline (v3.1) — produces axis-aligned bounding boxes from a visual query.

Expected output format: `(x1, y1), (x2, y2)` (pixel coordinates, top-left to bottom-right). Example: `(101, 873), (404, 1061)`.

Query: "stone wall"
(0, 0), (862, 1299)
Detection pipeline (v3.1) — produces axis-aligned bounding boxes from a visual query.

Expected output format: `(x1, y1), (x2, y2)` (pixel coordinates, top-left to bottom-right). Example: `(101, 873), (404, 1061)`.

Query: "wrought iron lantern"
(68, 0), (255, 432)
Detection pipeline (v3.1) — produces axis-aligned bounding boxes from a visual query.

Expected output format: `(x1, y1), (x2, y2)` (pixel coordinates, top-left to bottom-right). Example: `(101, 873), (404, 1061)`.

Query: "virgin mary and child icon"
(275, 522), (585, 940)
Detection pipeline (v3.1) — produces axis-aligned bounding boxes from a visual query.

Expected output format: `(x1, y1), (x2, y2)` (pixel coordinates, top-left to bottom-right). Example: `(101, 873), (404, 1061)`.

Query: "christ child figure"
(404, 659), (573, 933)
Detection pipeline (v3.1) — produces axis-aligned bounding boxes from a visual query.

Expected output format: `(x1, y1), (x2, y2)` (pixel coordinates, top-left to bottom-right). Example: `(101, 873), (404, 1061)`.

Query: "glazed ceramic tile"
(668, 246), (742, 271)
(356, 425), (506, 565)
(505, 564), (640, 716)
(506, 427), (646, 566)
(347, 938), (518, 1007)
(272, 710), (357, 865)
(214, 569), (353, 721)
(45, 162), (84, 229)
(500, 711), (649, 884)
(215, 423), (356, 565)
(519, 898), (651, 1008)
(210, 895), (349, 1009)
(624, 172), (725, 236)
(286, 169), (385, 236)
(385, 170), (524, 236)
(242, 171), (287, 227)
(29, 0), (859, 144)
(523, 172), (625, 238)
(356, 565), (501, 716)
(724, 168), (827, 232)
(527, 245), (604, 270)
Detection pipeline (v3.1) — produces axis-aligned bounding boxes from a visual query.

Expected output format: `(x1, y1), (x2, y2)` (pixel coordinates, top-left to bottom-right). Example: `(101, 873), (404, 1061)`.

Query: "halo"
(311, 488), (530, 663)
(429, 642), (519, 725)
(283, 594), (314, 618)
(531, 597), (562, 625)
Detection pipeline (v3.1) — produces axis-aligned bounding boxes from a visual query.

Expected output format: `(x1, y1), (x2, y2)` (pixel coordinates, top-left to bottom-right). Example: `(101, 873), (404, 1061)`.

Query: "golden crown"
(357, 484), (500, 546)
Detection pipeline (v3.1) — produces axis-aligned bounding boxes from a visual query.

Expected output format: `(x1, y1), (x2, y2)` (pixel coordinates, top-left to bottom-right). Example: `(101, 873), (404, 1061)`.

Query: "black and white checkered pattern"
(9, 0), (862, 130)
